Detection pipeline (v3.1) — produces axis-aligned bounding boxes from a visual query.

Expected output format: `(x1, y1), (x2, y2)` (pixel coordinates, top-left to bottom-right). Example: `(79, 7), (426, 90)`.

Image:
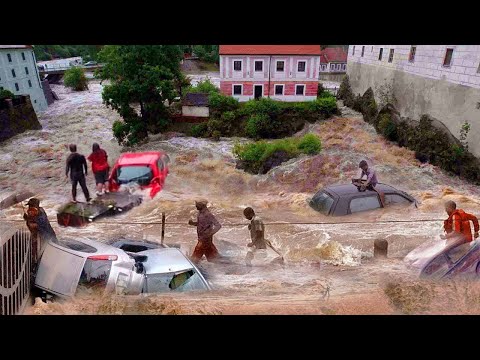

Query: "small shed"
(182, 93), (209, 118)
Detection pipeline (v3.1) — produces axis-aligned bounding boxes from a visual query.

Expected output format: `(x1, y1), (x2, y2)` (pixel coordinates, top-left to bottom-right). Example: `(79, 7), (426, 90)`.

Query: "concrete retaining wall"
(347, 61), (480, 158)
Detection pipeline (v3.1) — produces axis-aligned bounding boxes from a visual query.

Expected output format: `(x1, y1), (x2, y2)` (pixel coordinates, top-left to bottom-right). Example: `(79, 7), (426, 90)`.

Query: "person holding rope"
(243, 207), (284, 266)
(352, 160), (385, 207)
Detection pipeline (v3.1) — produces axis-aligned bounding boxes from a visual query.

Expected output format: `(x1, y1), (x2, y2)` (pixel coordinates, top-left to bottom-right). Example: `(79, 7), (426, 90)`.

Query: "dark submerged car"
(308, 183), (416, 216)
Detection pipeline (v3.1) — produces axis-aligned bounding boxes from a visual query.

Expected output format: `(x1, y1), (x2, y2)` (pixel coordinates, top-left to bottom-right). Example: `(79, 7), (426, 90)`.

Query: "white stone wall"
(348, 45), (480, 88)
(182, 106), (209, 117)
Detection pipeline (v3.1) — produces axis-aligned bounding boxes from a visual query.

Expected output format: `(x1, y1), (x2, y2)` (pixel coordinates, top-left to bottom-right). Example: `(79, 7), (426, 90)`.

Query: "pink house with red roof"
(319, 47), (347, 73)
(219, 45), (321, 102)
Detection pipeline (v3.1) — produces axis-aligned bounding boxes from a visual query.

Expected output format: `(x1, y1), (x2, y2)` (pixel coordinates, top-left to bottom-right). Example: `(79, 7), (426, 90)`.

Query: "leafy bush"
(337, 75), (354, 107)
(297, 133), (322, 154)
(0, 89), (14, 100)
(63, 67), (88, 91)
(239, 97), (282, 117)
(245, 113), (271, 139)
(208, 92), (239, 116)
(233, 134), (322, 174)
(377, 113), (397, 140)
(189, 122), (208, 137)
(317, 83), (326, 97)
(185, 78), (218, 95)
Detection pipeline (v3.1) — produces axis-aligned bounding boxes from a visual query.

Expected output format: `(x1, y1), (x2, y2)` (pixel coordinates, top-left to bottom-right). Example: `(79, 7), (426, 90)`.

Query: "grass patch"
(233, 134), (322, 174)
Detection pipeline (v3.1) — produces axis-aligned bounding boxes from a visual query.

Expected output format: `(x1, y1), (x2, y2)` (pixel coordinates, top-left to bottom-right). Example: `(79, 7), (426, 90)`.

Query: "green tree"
(96, 45), (184, 145)
(193, 45), (219, 63)
(64, 67), (88, 91)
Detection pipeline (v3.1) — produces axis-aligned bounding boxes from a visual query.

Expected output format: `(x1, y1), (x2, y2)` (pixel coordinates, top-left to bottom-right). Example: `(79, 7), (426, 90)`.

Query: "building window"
(7, 53), (12, 62)
(22, 52), (26, 61)
(276, 61), (285, 72)
(342, 64), (346, 70)
(12, 69), (16, 77)
(322, 65), (326, 71)
(295, 85), (305, 95)
(330, 64), (335, 71)
(15, 83), (19, 91)
(378, 48), (383, 61)
(254, 60), (263, 72)
(336, 64), (341, 70)
(275, 84), (284, 95)
(233, 60), (242, 71)
(297, 61), (306, 72)
(233, 84), (242, 95)
(352, 46), (355, 56)
(25, 67), (29, 75)
(28, 80), (32, 87)
(409, 46), (416, 62)
(443, 48), (454, 67)
(388, 49), (394, 63)
(361, 46), (365, 57)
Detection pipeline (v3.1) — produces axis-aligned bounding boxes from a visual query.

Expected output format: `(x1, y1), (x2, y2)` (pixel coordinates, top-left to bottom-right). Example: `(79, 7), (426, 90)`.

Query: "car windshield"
(143, 270), (208, 293)
(117, 165), (153, 186)
(310, 191), (334, 215)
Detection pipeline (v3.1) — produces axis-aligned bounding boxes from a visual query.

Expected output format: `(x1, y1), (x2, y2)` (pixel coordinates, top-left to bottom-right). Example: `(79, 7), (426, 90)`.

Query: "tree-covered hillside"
(34, 45), (103, 61)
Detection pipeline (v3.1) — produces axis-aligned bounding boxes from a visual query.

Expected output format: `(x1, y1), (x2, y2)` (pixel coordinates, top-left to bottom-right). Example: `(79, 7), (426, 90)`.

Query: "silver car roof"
(49, 237), (131, 259)
(139, 248), (196, 274)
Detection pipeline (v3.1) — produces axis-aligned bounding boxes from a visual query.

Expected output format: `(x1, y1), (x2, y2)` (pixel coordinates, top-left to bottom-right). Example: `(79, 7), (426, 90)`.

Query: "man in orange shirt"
(441, 200), (479, 243)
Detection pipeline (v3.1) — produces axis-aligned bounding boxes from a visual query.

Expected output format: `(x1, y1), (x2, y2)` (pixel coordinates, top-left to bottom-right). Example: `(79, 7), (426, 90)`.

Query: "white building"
(219, 45), (321, 102)
(0, 45), (47, 113)
(347, 45), (480, 158)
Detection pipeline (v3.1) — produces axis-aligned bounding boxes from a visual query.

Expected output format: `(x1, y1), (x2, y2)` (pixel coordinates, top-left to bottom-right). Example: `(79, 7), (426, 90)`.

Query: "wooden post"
(161, 212), (165, 245)
(374, 239), (388, 258)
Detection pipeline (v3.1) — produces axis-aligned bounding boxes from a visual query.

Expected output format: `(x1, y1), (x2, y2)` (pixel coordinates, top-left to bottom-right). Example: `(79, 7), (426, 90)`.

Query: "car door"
(443, 242), (480, 278)
(348, 194), (382, 214)
(420, 242), (473, 279)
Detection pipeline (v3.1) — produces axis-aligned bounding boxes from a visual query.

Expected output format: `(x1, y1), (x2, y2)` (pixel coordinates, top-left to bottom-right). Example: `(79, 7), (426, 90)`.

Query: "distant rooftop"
(183, 93), (209, 107)
(219, 45), (322, 55)
(320, 47), (348, 63)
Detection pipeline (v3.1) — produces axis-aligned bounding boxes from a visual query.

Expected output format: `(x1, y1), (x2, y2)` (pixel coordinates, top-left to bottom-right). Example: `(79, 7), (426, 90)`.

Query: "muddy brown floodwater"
(2, 78), (480, 315)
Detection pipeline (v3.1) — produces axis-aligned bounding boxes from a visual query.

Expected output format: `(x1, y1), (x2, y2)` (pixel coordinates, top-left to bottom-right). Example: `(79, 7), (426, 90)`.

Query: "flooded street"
(2, 77), (480, 315)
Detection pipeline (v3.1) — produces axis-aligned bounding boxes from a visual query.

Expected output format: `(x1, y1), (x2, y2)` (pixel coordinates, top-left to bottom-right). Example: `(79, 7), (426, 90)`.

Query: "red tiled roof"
(219, 45), (321, 55)
(0, 45), (33, 50)
(320, 47), (347, 63)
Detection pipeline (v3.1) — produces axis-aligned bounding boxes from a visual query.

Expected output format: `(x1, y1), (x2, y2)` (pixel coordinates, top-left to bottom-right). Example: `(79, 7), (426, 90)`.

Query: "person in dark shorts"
(66, 144), (91, 203)
(87, 143), (110, 196)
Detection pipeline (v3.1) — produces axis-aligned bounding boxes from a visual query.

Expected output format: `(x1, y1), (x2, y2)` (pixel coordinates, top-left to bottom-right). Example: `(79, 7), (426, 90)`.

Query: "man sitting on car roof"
(352, 160), (385, 206)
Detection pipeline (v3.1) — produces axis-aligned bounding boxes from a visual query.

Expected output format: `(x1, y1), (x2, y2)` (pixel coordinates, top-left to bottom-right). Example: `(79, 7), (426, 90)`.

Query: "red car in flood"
(108, 151), (170, 198)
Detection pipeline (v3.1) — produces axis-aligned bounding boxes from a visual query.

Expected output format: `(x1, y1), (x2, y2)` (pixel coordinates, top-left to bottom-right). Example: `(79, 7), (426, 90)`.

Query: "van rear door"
(35, 242), (86, 298)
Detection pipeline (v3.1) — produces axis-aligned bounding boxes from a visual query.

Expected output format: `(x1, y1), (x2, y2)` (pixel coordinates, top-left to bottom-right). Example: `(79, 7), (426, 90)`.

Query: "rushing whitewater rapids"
(2, 77), (480, 315)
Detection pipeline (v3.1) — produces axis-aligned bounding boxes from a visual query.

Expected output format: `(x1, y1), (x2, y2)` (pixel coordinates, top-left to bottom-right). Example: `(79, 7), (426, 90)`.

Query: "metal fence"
(0, 225), (32, 315)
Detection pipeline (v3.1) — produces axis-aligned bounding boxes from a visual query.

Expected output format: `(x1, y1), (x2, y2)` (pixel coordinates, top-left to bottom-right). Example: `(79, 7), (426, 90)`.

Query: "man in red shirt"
(87, 143), (110, 196)
(441, 200), (479, 243)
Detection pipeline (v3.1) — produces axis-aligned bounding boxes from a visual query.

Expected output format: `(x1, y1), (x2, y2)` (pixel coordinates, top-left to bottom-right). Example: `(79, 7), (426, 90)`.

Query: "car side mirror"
(152, 177), (160, 184)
